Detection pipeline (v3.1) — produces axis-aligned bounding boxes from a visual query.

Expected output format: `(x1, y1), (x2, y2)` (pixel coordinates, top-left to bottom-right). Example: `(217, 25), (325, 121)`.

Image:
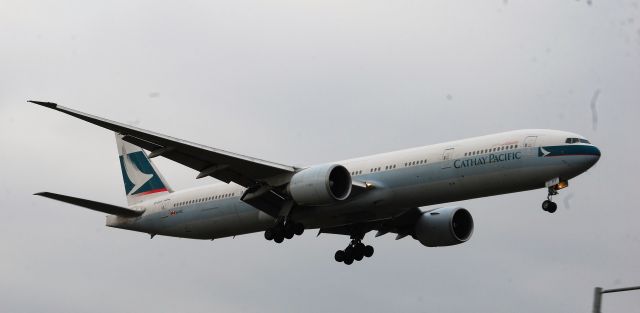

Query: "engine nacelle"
(414, 207), (474, 247)
(288, 164), (352, 206)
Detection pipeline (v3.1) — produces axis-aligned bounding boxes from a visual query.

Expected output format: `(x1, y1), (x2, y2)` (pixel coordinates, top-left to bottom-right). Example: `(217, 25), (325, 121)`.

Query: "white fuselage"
(107, 129), (600, 240)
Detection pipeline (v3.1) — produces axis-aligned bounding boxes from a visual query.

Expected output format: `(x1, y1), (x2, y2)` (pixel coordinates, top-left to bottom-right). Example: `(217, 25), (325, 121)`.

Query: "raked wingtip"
(28, 100), (58, 109)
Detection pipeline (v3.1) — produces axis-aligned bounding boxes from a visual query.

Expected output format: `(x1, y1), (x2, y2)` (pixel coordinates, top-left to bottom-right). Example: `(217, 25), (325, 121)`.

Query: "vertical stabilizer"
(116, 134), (172, 205)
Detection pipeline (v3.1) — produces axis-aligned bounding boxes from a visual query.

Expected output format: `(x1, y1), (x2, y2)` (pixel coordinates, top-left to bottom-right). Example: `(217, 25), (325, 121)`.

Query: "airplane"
(30, 101), (601, 265)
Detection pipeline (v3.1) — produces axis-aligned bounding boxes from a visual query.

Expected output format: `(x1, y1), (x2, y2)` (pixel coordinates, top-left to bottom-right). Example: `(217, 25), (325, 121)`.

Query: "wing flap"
(35, 192), (144, 217)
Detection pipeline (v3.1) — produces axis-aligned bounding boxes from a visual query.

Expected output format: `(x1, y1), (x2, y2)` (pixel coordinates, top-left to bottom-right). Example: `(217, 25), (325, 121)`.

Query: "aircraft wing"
(30, 101), (296, 187)
(319, 207), (423, 239)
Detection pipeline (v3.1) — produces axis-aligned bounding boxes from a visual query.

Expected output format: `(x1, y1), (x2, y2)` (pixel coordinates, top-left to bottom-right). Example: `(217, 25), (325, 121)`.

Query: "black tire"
(364, 245), (374, 258)
(345, 246), (354, 257)
(334, 250), (345, 262)
(294, 223), (305, 236)
(353, 243), (365, 261)
(264, 229), (274, 241)
(344, 256), (354, 265)
(284, 222), (295, 233)
(274, 233), (284, 243)
(284, 228), (294, 239)
(542, 200), (552, 211)
(548, 201), (558, 213)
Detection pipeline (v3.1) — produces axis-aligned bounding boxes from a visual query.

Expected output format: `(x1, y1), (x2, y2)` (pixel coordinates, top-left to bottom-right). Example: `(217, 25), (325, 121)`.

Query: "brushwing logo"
(122, 152), (153, 195)
(539, 147), (551, 157)
(119, 147), (167, 196)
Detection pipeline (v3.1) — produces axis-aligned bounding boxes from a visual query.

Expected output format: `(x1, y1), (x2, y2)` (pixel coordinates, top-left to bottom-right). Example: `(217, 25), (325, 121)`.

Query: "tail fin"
(116, 134), (172, 205)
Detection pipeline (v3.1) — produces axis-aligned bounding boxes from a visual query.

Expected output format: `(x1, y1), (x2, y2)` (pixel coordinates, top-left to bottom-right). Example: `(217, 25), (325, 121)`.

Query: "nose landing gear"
(542, 187), (558, 213)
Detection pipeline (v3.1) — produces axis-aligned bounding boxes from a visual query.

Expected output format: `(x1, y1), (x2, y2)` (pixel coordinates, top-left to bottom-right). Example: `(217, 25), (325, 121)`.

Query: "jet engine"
(414, 207), (474, 247)
(288, 164), (352, 206)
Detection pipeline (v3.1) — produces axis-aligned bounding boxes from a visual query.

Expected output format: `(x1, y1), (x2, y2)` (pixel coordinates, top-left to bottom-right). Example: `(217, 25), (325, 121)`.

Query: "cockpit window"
(565, 138), (591, 144)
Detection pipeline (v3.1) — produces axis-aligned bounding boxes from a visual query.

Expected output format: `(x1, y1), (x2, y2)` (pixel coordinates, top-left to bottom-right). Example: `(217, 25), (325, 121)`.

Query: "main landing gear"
(542, 186), (558, 213)
(334, 236), (374, 265)
(264, 219), (304, 243)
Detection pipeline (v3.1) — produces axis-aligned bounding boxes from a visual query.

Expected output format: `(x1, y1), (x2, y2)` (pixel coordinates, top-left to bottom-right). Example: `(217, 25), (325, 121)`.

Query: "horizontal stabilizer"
(35, 192), (144, 217)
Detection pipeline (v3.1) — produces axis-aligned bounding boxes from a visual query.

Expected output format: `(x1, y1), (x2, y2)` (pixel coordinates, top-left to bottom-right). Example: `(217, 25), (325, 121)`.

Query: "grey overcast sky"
(1, 1), (639, 312)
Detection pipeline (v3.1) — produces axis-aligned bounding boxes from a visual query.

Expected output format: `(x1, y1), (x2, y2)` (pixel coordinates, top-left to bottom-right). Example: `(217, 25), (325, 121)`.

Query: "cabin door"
(441, 148), (455, 169)
(523, 136), (538, 156)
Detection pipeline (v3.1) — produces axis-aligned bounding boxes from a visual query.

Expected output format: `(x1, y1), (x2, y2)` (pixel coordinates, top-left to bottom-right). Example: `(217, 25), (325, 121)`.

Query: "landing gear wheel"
(264, 229), (274, 241)
(364, 245), (374, 258)
(273, 232), (284, 243)
(293, 223), (305, 236)
(335, 234), (376, 264)
(542, 200), (558, 213)
(345, 246), (354, 257)
(353, 243), (365, 261)
(284, 228), (294, 240)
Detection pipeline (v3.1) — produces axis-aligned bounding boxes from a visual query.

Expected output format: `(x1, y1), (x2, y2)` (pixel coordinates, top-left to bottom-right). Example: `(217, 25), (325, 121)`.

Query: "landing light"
(554, 180), (569, 190)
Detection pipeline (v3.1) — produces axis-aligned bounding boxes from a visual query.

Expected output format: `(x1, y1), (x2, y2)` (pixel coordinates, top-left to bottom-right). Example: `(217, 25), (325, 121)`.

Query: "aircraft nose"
(592, 145), (601, 160)
(584, 145), (601, 168)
